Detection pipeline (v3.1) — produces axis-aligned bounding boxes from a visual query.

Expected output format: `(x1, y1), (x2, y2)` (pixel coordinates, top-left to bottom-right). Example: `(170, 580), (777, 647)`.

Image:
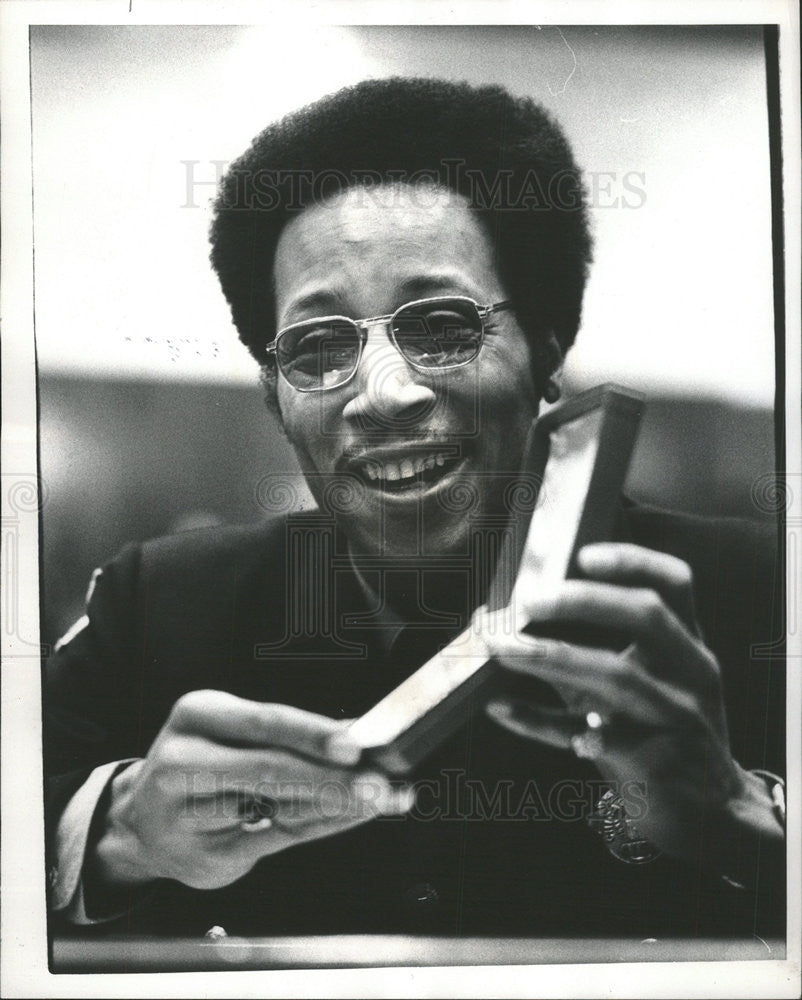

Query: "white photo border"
(1, 2), (799, 997)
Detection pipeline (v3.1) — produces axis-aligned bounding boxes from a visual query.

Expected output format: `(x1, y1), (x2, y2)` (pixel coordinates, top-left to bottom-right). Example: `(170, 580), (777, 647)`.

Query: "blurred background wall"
(30, 24), (778, 644)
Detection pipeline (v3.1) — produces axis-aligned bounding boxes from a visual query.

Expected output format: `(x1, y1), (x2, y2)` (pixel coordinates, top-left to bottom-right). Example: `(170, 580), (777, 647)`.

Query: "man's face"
(273, 183), (542, 559)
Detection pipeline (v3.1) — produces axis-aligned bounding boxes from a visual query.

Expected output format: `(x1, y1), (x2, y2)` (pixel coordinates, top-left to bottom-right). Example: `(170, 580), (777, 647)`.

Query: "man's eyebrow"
(281, 272), (486, 324)
(397, 272), (483, 300)
(281, 289), (344, 321)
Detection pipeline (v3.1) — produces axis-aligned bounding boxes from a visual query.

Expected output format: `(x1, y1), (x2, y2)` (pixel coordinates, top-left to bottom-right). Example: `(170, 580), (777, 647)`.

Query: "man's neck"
(347, 547), (492, 631)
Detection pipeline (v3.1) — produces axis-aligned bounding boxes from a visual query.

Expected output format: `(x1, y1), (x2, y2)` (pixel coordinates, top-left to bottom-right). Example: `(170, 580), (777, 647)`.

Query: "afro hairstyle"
(209, 76), (592, 409)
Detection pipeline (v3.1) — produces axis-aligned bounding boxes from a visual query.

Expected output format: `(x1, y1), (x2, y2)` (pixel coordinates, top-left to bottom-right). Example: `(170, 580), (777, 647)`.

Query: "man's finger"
(183, 755), (412, 824)
(234, 773), (415, 859)
(154, 738), (368, 801)
(271, 772), (415, 829)
(166, 690), (361, 764)
(485, 698), (576, 749)
(487, 633), (663, 723)
(577, 543), (700, 635)
(516, 581), (712, 688)
(487, 625), (707, 731)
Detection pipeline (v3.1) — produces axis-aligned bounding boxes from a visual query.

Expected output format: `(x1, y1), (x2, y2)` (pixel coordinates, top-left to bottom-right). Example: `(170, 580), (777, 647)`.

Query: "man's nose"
(341, 323), (437, 427)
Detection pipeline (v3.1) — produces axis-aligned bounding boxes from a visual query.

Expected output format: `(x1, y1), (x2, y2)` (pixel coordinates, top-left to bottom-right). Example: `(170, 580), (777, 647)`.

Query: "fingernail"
(380, 785), (416, 815)
(326, 733), (362, 766)
(522, 595), (559, 620)
(354, 773), (391, 812)
(354, 773), (413, 815)
(577, 545), (610, 569)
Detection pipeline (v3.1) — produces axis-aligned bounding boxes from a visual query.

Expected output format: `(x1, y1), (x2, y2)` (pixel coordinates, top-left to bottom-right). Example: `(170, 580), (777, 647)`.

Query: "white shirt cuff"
(51, 758), (139, 925)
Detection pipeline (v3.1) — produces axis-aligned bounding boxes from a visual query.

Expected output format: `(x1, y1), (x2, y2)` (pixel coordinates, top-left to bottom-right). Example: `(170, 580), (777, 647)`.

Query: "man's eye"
(395, 308), (480, 366)
(280, 326), (360, 380)
(396, 306), (479, 340)
(281, 327), (334, 367)
(292, 327), (329, 353)
(421, 310), (475, 338)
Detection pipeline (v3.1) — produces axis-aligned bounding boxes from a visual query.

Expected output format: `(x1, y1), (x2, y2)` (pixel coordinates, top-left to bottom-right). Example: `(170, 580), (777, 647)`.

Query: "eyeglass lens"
(276, 321), (361, 391)
(276, 298), (484, 390)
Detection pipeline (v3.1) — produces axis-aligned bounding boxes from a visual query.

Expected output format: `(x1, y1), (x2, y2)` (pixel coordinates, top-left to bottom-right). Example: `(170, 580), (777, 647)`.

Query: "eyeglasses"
(266, 295), (512, 392)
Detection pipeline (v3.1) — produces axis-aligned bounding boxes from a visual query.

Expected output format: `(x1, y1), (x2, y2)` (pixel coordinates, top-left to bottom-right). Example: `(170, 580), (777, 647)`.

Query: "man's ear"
(542, 334), (564, 404)
(260, 366), (290, 439)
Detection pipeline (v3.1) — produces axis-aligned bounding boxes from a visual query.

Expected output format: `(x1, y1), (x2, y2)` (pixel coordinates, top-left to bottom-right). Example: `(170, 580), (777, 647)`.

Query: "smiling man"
(44, 78), (784, 944)
(272, 181), (539, 561)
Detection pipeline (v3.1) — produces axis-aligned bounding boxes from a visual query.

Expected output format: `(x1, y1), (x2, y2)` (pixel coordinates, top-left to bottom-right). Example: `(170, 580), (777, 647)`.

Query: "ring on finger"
(240, 795), (278, 833)
(570, 710), (607, 760)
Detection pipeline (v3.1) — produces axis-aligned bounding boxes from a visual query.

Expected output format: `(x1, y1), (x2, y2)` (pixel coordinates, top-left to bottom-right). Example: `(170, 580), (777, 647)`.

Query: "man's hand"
(482, 542), (783, 862)
(92, 690), (412, 891)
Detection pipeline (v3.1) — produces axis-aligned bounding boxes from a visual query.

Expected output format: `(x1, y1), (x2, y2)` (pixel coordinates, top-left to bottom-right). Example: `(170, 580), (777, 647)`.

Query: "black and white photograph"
(1, 3), (800, 997)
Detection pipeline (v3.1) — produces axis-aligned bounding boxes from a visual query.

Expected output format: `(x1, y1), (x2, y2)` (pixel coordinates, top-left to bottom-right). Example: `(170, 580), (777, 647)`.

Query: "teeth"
(358, 451), (456, 483)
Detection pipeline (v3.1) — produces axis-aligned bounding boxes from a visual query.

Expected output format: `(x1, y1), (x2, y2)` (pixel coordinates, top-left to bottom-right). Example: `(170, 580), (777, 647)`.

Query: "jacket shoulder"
(131, 517), (301, 647)
(622, 499), (777, 560)
(621, 499), (781, 644)
(138, 517), (289, 574)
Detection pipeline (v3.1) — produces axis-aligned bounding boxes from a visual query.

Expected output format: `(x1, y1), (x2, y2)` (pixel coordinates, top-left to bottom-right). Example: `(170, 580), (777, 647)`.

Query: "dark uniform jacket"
(44, 502), (786, 941)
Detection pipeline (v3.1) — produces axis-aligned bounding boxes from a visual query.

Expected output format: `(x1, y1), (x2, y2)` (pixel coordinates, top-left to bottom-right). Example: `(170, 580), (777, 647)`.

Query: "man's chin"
(335, 465), (504, 560)
(344, 514), (473, 561)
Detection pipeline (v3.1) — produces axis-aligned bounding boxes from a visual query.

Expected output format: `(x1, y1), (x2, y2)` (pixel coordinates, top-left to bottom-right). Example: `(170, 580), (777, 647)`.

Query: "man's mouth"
(342, 446), (467, 495)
